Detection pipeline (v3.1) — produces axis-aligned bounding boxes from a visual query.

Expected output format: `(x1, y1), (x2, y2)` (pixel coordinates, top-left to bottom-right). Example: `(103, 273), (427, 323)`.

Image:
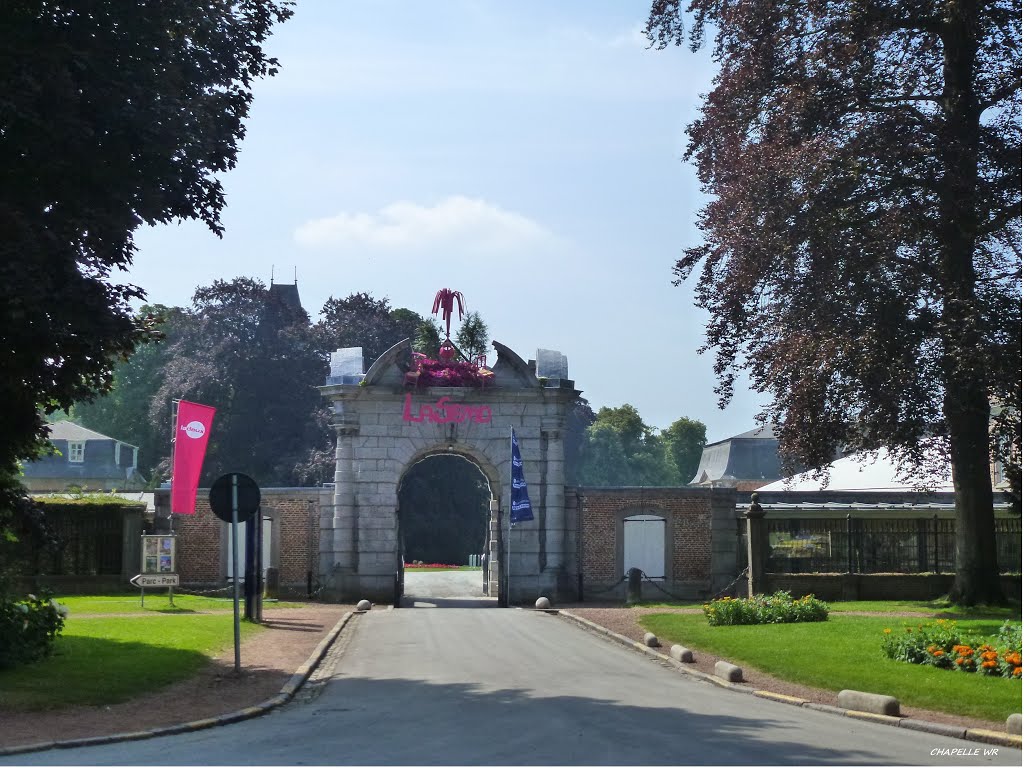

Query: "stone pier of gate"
(318, 339), (578, 604)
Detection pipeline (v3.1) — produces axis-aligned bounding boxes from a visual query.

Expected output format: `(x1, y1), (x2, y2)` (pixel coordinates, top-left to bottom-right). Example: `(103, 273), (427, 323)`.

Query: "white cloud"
(293, 196), (558, 254)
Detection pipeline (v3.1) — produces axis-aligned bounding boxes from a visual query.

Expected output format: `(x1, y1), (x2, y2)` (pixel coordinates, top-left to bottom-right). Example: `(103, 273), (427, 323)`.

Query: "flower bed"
(404, 562), (462, 569)
(881, 619), (1021, 679)
(702, 591), (829, 626)
(409, 355), (494, 388)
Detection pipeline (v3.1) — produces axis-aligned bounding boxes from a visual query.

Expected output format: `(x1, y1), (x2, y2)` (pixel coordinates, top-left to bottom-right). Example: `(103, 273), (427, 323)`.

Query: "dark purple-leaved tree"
(0, 0), (293, 492)
(646, 0), (1021, 604)
(151, 278), (325, 487)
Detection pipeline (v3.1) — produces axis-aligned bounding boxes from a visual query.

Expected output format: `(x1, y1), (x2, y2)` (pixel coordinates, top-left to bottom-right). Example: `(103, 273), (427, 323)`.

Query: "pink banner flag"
(171, 400), (216, 514)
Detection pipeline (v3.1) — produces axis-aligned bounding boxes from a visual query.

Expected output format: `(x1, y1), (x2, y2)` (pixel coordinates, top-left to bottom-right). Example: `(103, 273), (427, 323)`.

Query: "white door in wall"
(623, 515), (666, 579)
(224, 516), (272, 580)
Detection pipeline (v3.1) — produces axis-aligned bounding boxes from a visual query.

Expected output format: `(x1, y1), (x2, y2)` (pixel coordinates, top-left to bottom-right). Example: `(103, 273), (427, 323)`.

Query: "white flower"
(26, 594), (37, 602)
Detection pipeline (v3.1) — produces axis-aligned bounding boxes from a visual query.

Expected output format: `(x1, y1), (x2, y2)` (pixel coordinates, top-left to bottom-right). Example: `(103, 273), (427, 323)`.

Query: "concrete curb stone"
(846, 710), (901, 727)
(0, 610), (355, 757)
(552, 609), (1022, 749)
(754, 690), (806, 706)
(966, 729), (1022, 747)
(899, 718), (966, 739)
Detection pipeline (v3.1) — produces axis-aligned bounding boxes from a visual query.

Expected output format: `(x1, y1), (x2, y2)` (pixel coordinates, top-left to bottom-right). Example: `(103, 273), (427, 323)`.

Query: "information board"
(141, 534), (176, 575)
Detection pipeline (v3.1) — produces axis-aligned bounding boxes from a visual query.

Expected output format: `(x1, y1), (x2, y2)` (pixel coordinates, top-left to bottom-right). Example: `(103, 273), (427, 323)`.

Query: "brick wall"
(263, 494), (319, 586)
(155, 488), (322, 595)
(174, 499), (223, 584)
(578, 487), (735, 601)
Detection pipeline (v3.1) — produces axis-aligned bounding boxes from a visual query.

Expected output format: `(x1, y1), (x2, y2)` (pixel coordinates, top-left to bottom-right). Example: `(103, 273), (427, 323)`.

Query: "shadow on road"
(290, 675), (946, 767)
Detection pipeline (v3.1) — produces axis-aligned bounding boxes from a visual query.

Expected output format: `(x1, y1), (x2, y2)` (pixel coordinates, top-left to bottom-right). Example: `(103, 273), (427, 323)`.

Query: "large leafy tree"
(68, 305), (185, 484)
(1, 0), (293, 474)
(316, 293), (428, 365)
(151, 278), (324, 486)
(0, 1), (292, 573)
(661, 416), (708, 483)
(455, 312), (490, 362)
(564, 396), (598, 485)
(578, 404), (703, 486)
(646, 0), (1021, 603)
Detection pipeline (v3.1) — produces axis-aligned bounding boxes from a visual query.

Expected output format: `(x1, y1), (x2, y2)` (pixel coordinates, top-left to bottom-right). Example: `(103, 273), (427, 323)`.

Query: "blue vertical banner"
(509, 428), (534, 524)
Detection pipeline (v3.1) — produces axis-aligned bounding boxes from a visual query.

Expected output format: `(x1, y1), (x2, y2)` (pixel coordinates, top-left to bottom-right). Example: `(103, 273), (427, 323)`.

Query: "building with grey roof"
(689, 426), (801, 491)
(20, 420), (144, 492)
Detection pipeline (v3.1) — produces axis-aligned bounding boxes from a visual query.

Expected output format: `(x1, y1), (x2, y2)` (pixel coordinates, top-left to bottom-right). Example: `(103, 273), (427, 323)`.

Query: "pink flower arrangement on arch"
(408, 353), (494, 388)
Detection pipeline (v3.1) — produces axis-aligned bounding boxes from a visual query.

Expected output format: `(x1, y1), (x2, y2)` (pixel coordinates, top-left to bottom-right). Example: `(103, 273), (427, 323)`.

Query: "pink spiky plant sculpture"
(432, 288), (465, 338)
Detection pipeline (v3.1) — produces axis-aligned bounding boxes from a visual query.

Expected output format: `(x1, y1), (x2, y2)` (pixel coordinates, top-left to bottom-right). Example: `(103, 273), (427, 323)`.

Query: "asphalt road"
(5, 605), (1020, 766)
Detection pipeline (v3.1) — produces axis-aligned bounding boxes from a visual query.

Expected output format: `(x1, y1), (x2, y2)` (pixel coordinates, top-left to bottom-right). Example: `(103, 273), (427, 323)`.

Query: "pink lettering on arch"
(402, 393), (492, 424)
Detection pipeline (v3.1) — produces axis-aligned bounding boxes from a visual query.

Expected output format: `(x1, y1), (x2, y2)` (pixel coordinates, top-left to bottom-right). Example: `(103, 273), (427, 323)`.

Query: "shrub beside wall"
(703, 591), (830, 626)
(0, 592), (68, 668)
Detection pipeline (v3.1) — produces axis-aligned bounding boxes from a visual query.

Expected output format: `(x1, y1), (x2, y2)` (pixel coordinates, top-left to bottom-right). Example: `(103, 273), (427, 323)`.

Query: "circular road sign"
(209, 473), (261, 523)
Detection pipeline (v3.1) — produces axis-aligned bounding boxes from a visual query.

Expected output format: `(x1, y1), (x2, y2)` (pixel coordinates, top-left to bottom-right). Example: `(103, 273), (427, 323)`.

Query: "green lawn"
(828, 600), (1021, 618)
(640, 612), (1022, 723)
(0, 615), (260, 710)
(57, 592), (299, 615)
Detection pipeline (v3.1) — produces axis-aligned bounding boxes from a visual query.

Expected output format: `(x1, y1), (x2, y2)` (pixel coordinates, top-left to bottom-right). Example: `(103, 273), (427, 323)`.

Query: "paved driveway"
(402, 568), (488, 602)
(5, 607), (1019, 766)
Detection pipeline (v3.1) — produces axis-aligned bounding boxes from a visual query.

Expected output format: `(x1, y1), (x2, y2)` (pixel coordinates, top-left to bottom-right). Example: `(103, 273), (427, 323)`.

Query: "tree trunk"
(940, 0), (1006, 606)
(946, 390), (1005, 605)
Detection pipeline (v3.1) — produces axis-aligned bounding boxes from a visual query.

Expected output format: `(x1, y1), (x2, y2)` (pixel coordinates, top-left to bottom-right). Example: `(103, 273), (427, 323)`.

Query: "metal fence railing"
(737, 516), (1022, 575)
(33, 511), (123, 576)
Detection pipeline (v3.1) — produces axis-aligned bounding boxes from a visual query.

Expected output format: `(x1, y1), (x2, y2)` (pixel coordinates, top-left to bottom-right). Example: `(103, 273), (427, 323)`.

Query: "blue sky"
(123, 0), (764, 443)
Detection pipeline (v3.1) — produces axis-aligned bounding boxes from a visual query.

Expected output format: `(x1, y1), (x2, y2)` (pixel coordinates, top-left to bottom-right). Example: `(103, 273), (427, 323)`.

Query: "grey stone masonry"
(317, 338), (579, 605)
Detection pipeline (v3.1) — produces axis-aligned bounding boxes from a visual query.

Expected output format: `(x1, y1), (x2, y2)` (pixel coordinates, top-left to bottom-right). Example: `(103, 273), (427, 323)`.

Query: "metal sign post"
(208, 471), (260, 676)
(231, 473), (241, 674)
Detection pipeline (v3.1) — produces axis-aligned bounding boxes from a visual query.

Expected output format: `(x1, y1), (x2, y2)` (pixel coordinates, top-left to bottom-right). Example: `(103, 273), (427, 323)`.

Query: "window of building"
(623, 514), (666, 579)
(68, 441), (85, 463)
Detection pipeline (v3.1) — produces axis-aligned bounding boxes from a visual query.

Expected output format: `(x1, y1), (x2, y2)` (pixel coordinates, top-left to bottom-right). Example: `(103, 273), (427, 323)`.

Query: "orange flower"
(1014, 667), (1021, 678)
(883, 628), (892, 635)
(956, 657), (965, 666)
(933, 650), (945, 658)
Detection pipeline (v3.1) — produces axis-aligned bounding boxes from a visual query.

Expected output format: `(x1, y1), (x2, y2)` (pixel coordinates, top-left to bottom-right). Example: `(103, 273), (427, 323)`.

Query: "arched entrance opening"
(397, 451), (500, 607)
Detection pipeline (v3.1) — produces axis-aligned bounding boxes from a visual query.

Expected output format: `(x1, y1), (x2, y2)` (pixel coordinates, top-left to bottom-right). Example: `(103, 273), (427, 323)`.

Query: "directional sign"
(130, 573), (179, 588)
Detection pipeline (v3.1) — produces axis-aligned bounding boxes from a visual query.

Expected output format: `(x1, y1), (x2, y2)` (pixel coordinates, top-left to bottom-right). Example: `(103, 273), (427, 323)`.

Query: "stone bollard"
(837, 689), (900, 717)
(626, 567), (642, 605)
(355, 599), (371, 612)
(643, 632), (660, 648)
(535, 597), (551, 610)
(669, 644), (694, 663)
(715, 661), (743, 682)
(1006, 714), (1021, 736)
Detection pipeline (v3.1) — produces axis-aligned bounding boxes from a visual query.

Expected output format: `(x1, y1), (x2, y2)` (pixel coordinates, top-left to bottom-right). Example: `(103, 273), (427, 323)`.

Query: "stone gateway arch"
(318, 339), (578, 605)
